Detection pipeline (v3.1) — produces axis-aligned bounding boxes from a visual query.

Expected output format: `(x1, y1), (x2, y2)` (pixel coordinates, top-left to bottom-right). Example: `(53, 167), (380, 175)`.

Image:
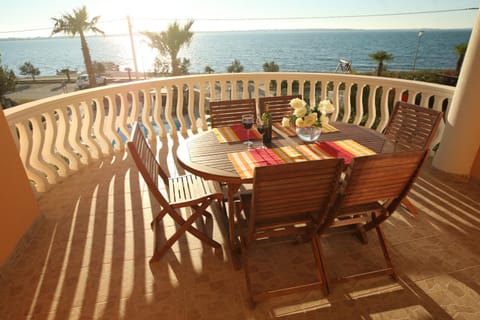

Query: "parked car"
(76, 74), (107, 89)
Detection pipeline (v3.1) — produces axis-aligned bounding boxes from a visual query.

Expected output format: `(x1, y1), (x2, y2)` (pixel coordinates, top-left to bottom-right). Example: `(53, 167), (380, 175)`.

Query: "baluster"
(187, 82), (197, 134)
(164, 85), (176, 137)
(343, 82), (352, 123)
(92, 97), (113, 156)
(103, 95), (123, 151)
(16, 120), (48, 192)
(68, 104), (90, 165)
(176, 84), (187, 136)
(141, 89), (155, 139)
(56, 108), (81, 170)
(198, 82), (208, 131)
(81, 99), (101, 160)
(117, 92), (131, 141)
(365, 85), (379, 128)
(152, 86), (166, 138)
(43, 110), (70, 177)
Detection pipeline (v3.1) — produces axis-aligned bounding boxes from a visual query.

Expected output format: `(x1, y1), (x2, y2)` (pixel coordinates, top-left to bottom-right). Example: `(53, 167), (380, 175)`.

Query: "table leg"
(227, 182), (242, 269)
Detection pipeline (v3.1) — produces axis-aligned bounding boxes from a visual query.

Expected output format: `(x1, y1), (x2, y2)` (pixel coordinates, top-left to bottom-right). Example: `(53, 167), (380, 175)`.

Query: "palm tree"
(263, 61), (279, 72)
(52, 6), (103, 88)
(204, 65), (214, 74)
(60, 68), (73, 81)
(19, 61), (40, 81)
(142, 20), (194, 76)
(368, 50), (394, 76)
(454, 42), (468, 75)
(227, 59), (244, 73)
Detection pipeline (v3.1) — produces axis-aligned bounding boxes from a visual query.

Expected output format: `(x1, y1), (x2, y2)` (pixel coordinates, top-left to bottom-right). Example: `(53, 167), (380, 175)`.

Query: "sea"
(0, 29), (472, 77)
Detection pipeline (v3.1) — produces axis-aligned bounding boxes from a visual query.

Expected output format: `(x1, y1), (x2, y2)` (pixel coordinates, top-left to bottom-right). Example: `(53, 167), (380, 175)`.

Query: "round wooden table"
(176, 122), (392, 268)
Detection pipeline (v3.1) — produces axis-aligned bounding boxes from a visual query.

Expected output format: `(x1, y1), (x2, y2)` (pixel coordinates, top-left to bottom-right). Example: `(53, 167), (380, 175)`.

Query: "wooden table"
(176, 122), (393, 268)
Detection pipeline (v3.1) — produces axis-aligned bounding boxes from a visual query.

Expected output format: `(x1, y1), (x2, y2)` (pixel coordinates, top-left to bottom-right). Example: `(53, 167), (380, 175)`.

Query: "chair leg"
(150, 219), (162, 263)
(170, 201), (221, 248)
(401, 197), (418, 215)
(240, 240), (256, 308)
(200, 197), (226, 219)
(312, 234), (330, 295)
(151, 200), (221, 261)
(375, 224), (397, 280)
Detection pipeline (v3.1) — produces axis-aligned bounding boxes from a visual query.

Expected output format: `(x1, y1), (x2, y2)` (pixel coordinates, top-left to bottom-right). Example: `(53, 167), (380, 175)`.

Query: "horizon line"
(0, 27), (473, 40)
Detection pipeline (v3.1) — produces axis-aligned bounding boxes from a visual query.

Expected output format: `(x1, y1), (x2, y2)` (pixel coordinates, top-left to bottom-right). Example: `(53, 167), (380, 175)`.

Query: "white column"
(433, 9), (480, 176)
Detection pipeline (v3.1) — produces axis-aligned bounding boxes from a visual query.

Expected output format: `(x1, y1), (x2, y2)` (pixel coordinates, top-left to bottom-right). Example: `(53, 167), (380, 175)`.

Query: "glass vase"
(296, 126), (321, 142)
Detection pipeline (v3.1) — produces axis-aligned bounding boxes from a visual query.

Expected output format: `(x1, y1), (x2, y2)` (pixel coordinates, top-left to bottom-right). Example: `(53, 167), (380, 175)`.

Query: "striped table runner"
(297, 139), (376, 164)
(273, 122), (339, 137)
(227, 146), (307, 179)
(228, 139), (376, 179)
(213, 124), (263, 143)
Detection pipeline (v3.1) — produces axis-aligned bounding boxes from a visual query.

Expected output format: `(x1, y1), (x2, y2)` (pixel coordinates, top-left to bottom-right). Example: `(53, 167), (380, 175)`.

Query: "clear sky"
(1, 0), (479, 38)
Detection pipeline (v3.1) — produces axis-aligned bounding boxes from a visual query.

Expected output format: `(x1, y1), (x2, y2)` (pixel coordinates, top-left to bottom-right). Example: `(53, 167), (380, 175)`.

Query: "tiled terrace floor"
(1, 134), (480, 319)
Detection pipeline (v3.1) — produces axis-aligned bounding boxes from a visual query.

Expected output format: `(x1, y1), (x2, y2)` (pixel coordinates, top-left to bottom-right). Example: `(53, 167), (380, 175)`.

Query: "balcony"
(1, 72), (480, 318)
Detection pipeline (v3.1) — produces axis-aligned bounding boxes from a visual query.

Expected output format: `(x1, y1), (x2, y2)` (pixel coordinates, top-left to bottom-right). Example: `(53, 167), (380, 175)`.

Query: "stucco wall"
(0, 108), (40, 266)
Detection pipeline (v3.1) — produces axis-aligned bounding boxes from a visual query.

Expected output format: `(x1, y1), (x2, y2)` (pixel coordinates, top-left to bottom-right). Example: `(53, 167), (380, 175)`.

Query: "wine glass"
(256, 117), (266, 148)
(241, 114), (254, 147)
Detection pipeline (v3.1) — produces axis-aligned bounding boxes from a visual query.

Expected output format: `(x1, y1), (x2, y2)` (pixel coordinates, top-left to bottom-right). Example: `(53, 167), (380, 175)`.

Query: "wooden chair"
(234, 159), (344, 305)
(383, 101), (444, 214)
(384, 101), (444, 151)
(127, 122), (224, 262)
(209, 98), (256, 128)
(259, 95), (302, 123)
(316, 150), (428, 291)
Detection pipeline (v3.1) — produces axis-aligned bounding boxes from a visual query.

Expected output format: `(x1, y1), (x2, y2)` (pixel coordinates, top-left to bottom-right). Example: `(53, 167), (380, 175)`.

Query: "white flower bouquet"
(282, 98), (335, 128)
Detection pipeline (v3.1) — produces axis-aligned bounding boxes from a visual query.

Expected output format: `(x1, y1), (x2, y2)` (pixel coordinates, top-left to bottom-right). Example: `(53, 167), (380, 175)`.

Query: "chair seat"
(168, 174), (224, 206)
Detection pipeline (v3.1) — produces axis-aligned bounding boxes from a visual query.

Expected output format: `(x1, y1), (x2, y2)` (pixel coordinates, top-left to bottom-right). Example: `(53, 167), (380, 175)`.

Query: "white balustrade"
(4, 72), (454, 193)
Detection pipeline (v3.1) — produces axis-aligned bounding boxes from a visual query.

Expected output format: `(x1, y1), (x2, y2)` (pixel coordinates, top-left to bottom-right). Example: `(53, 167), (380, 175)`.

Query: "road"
(5, 74), (133, 103)
(6, 82), (78, 101)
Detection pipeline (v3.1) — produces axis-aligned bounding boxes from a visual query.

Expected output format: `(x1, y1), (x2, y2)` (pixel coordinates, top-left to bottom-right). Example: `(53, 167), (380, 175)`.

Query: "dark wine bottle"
(262, 104), (273, 145)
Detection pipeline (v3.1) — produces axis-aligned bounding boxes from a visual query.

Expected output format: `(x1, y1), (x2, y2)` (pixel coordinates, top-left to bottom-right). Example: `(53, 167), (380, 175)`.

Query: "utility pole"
(412, 30), (424, 73)
(127, 16), (139, 80)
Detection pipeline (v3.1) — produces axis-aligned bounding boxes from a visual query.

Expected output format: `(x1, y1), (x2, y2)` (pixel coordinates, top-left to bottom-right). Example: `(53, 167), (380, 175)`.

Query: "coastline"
(4, 68), (457, 106)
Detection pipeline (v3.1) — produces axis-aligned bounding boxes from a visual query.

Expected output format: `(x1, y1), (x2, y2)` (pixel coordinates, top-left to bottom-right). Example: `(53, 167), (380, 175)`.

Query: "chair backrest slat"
(209, 98), (256, 128)
(339, 150), (427, 208)
(384, 101), (443, 150)
(250, 159), (343, 225)
(259, 95), (302, 123)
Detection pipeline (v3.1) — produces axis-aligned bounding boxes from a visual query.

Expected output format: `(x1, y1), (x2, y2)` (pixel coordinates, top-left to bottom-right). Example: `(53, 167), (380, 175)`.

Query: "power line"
(140, 7), (479, 22)
(1, 7), (478, 34)
(0, 19), (124, 34)
(0, 27), (51, 34)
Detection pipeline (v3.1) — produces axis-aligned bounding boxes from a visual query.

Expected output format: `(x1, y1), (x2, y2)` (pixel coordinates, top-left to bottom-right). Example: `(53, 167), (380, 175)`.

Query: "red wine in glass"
(241, 114), (254, 146)
(256, 118), (266, 148)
